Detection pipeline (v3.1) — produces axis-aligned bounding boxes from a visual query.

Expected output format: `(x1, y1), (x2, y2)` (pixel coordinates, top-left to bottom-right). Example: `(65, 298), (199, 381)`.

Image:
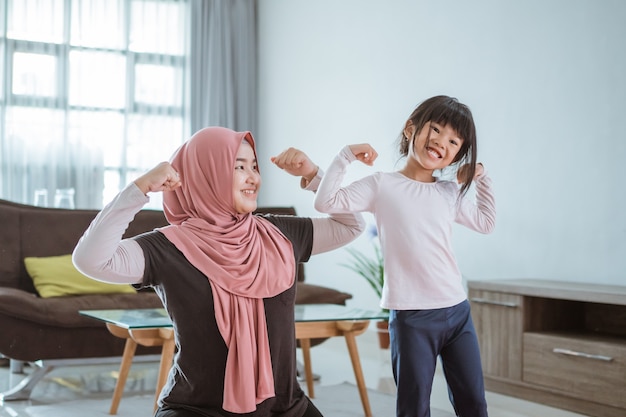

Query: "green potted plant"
(340, 225), (389, 349)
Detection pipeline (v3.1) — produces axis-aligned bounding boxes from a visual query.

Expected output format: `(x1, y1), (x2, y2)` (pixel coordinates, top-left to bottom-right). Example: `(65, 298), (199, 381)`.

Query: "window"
(0, 0), (190, 209)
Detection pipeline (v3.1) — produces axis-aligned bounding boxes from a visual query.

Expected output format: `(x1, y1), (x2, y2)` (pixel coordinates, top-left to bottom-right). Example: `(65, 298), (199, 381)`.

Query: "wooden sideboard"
(468, 279), (626, 417)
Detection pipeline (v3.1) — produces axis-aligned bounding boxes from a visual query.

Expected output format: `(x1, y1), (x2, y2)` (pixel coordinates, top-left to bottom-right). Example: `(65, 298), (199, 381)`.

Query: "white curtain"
(4, 131), (104, 210)
(0, 0), (257, 209)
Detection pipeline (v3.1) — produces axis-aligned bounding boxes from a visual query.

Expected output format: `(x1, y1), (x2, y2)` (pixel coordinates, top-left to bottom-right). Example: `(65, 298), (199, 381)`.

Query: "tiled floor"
(1, 328), (589, 416)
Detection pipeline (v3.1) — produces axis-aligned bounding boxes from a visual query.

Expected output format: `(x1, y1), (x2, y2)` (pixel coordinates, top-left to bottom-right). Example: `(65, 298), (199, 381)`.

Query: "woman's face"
(232, 140), (261, 214)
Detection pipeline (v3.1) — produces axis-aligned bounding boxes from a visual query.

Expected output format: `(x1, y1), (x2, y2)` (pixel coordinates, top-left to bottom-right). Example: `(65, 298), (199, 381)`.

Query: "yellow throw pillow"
(25, 254), (136, 298)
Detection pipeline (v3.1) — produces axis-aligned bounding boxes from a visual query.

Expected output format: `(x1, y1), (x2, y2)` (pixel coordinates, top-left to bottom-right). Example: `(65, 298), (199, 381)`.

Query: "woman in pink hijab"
(73, 126), (365, 417)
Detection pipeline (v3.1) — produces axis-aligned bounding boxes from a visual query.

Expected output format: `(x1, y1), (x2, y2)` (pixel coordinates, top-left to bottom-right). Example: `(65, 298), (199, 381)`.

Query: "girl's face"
(232, 140), (261, 214)
(405, 121), (463, 172)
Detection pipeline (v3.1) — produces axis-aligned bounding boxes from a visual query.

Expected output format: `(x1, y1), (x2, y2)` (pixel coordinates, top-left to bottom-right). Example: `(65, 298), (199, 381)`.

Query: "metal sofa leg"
(0, 355), (162, 401)
(9, 359), (25, 374)
(0, 361), (54, 401)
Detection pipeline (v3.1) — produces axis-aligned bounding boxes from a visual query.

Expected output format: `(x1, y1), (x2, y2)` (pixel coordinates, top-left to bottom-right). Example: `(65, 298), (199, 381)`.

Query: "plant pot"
(376, 320), (390, 349)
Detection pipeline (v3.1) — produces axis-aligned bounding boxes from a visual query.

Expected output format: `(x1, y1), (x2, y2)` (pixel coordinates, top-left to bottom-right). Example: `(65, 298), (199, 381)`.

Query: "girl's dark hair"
(398, 95), (477, 197)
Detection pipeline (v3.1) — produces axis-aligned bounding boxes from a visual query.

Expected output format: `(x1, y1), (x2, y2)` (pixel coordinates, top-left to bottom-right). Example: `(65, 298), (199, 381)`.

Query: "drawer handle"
(552, 348), (614, 362)
(469, 297), (518, 308)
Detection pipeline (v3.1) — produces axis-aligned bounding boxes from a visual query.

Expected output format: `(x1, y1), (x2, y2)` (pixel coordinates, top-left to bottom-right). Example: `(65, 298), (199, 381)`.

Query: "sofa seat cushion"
(24, 254), (137, 298)
(0, 287), (162, 328)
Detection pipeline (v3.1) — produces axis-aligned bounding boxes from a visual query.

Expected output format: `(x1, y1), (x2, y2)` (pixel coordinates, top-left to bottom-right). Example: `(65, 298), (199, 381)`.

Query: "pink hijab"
(158, 127), (295, 413)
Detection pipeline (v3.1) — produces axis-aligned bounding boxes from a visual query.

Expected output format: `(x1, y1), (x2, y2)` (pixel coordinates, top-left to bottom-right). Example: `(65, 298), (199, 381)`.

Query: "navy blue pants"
(389, 300), (488, 417)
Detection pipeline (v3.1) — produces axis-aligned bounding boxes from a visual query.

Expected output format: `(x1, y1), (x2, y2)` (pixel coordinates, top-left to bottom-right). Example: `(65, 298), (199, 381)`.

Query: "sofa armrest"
(295, 282), (352, 306)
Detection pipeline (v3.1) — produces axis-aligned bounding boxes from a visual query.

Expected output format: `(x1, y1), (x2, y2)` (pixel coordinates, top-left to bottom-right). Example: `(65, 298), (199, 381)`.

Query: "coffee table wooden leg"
(154, 338), (175, 412)
(344, 331), (372, 417)
(110, 337), (138, 415)
(300, 338), (315, 398)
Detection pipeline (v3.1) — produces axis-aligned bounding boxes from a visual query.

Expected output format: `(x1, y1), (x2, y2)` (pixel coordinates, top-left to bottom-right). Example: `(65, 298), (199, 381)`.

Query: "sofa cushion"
(0, 287), (161, 328)
(0, 198), (169, 292)
(25, 254), (136, 298)
(0, 287), (164, 361)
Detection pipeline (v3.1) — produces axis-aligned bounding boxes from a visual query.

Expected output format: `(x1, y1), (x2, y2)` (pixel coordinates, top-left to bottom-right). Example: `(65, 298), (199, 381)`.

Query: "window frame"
(0, 0), (190, 209)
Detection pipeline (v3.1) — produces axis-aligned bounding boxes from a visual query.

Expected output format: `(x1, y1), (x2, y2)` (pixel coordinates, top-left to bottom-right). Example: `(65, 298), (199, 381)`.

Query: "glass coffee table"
(81, 304), (388, 417)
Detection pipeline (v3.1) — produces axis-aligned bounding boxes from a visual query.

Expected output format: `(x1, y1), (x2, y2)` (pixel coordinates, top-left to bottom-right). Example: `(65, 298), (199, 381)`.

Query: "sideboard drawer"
(523, 332), (626, 409)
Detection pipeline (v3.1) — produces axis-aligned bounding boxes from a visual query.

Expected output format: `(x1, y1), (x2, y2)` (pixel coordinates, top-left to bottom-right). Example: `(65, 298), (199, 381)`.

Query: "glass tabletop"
(80, 308), (172, 329)
(80, 304), (388, 330)
(294, 304), (387, 322)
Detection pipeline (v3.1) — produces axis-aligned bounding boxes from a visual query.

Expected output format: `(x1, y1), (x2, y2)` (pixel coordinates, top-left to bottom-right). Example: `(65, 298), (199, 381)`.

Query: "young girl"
(73, 126), (365, 417)
(313, 96), (496, 417)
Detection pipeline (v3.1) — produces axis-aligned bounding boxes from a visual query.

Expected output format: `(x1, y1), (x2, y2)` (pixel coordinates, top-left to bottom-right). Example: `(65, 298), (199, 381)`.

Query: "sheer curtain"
(1, 0), (256, 210)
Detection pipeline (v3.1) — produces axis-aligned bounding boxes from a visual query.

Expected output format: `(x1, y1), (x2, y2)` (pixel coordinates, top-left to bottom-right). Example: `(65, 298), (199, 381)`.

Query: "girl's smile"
(400, 121), (463, 181)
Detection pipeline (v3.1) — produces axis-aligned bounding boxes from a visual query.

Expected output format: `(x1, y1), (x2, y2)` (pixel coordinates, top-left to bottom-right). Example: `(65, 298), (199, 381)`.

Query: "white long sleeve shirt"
(315, 146), (496, 310)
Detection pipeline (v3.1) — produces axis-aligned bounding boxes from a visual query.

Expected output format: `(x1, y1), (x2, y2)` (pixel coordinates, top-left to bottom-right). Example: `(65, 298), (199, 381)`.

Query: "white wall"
(256, 0), (626, 310)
